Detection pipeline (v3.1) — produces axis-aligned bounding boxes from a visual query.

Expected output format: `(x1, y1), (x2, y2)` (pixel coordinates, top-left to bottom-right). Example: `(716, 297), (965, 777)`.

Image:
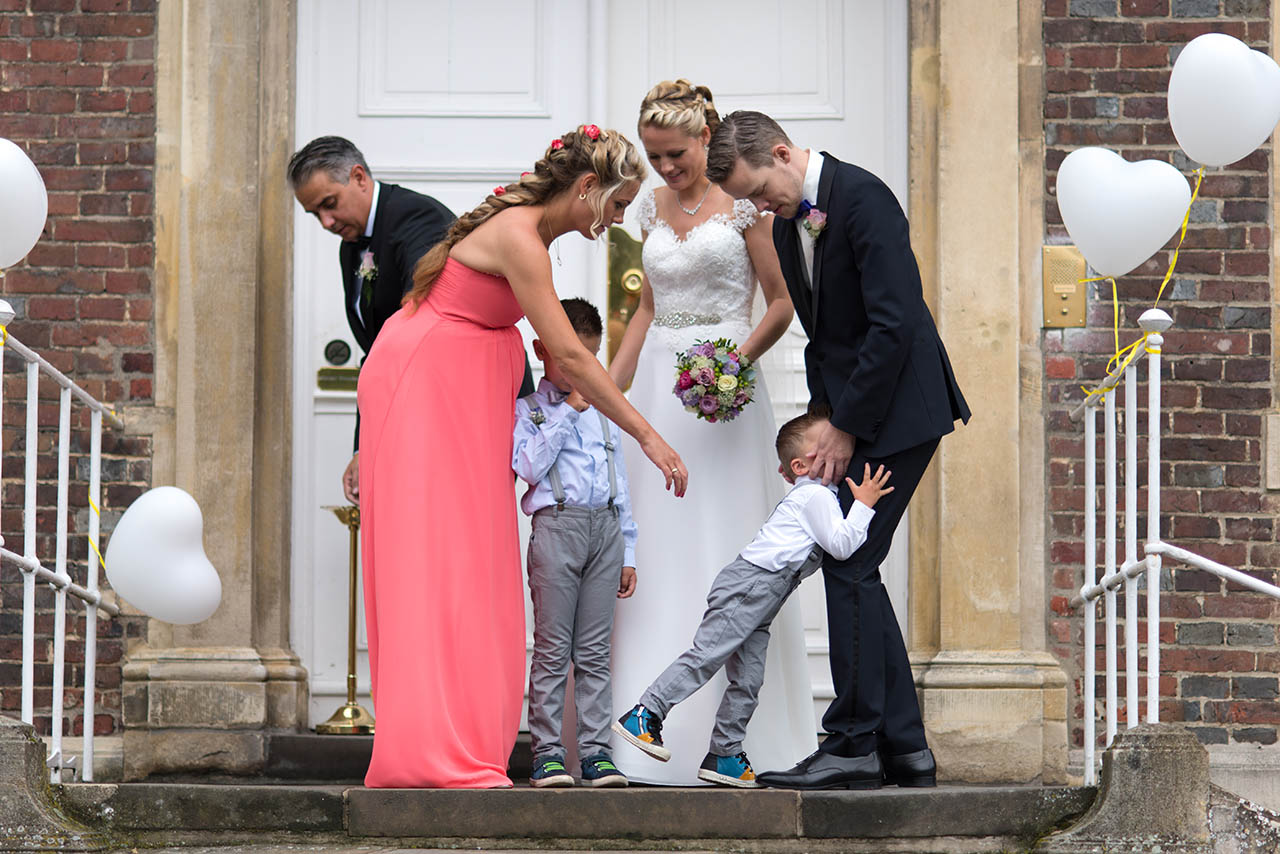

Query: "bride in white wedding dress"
(608, 80), (817, 785)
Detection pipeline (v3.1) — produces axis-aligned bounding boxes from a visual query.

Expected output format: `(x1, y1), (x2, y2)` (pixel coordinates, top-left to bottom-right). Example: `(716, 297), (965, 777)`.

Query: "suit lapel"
(774, 217), (814, 336)
(810, 153), (838, 328)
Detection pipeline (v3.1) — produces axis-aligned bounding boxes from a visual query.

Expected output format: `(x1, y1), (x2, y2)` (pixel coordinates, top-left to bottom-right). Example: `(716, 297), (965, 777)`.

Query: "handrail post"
(1139, 309), (1172, 724)
(50, 386), (71, 782)
(1124, 363), (1139, 728)
(83, 409), (102, 781)
(1104, 388), (1118, 746)
(21, 361), (37, 725)
(1083, 405), (1098, 785)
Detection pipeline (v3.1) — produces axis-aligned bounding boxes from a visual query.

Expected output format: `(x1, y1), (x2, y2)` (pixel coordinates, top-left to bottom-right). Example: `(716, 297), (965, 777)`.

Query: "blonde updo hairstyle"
(406, 125), (647, 306)
(637, 79), (721, 139)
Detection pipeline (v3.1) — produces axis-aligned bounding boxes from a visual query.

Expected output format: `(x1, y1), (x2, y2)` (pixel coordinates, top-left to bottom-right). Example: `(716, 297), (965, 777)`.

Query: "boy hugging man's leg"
(613, 411), (893, 788)
(513, 298), (639, 788)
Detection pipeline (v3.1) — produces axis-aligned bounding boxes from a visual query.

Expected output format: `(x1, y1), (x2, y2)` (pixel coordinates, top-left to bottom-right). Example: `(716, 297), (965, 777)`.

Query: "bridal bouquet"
(672, 338), (757, 424)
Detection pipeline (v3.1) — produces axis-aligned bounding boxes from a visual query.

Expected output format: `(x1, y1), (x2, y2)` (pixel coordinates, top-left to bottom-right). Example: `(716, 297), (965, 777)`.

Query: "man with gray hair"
(289, 135), (533, 503)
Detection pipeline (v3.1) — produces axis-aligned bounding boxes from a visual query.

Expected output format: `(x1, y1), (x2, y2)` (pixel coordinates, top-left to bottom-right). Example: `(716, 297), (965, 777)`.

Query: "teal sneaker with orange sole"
(697, 751), (761, 788)
(611, 704), (671, 761)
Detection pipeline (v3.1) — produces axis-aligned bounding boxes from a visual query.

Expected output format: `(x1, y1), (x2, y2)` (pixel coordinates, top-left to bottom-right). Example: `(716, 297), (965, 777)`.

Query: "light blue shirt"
(513, 379), (638, 566)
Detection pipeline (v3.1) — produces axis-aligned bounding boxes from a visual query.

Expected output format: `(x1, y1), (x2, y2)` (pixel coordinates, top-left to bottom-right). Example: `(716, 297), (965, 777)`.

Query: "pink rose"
(677, 371), (694, 390)
(583, 124), (602, 140)
(696, 367), (715, 386)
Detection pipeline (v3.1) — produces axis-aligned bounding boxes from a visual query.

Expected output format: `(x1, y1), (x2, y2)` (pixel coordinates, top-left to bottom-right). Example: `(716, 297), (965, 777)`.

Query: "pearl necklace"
(677, 181), (712, 216)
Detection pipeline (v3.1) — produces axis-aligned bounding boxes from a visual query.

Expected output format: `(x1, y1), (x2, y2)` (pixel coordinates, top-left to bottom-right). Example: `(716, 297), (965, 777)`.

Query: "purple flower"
(696, 367), (715, 386)
(694, 342), (716, 358)
(723, 359), (740, 376)
(681, 388), (702, 407)
(733, 391), (749, 406)
(699, 395), (719, 415)
(677, 371), (694, 390)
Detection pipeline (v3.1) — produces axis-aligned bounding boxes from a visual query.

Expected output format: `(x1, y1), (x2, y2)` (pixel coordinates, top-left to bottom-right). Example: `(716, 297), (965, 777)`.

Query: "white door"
(292, 0), (908, 730)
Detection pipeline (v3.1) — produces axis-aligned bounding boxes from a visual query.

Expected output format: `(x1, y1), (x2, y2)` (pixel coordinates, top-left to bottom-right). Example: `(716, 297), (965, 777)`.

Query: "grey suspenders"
(545, 409), (617, 511)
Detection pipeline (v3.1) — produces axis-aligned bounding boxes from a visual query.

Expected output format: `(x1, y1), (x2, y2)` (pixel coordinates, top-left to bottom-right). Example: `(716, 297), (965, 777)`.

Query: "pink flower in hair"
(521, 172), (531, 178)
(583, 124), (601, 140)
(494, 185), (506, 196)
(551, 139), (564, 150)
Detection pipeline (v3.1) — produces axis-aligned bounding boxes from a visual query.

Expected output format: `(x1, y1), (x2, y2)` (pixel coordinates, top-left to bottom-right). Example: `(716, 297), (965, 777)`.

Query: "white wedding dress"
(610, 189), (818, 784)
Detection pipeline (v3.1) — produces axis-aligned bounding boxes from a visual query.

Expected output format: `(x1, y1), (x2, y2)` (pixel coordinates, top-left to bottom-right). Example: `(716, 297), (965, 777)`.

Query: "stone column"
(121, 0), (303, 779)
(907, 0), (1069, 784)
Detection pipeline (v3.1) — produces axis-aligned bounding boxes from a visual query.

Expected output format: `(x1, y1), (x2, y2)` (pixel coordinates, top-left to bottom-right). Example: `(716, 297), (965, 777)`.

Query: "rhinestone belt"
(653, 310), (723, 329)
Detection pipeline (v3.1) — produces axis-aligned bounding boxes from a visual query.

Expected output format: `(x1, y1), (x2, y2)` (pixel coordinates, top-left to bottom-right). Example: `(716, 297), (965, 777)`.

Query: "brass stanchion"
(316, 505), (375, 734)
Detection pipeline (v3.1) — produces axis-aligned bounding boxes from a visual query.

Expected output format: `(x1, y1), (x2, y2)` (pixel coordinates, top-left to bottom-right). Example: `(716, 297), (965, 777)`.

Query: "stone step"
(54, 781), (1094, 852)
(262, 732), (535, 782)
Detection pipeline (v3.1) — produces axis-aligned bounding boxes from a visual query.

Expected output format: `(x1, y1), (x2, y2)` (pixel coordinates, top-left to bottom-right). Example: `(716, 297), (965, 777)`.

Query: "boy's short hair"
(775, 410), (829, 468)
(561, 297), (603, 337)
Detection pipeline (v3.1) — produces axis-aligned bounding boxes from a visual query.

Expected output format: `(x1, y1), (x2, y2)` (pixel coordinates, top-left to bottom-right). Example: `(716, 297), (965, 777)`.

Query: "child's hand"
(566, 389), (590, 412)
(846, 463), (894, 509)
(618, 566), (637, 598)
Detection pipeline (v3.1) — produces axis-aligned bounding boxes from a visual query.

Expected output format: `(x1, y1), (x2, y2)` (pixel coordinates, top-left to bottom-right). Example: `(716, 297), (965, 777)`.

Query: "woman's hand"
(640, 432), (688, 497)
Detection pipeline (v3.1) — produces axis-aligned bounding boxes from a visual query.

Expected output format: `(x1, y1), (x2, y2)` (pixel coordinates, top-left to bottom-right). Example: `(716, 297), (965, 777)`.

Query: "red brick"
(1046, 355), (1076, 379)
(106, 64), (153, 87)
(26, 297), (77, 321)
(28, 39), (79, 62)
(79, 143), (128, 165)
(80, 297), (126, 321)
(80, 40), (128, 62)
(1120, 45), (1168, 68)
(58, 14), (153, 37)
(79, 194), (129, 217)
(53, 219), (150, 243)
(127, 298), (152, 321)
(75, 245), (127, 268)
(78, 90), (129, 113)
(1162, 649), (1256, 673)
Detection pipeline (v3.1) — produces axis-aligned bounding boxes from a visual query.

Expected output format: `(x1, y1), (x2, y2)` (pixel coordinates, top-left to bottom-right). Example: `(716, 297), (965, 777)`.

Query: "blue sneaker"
(611, 704), (671, 761)
(530, 755), (575, 788)
(580, 753), (628, 788)
(697, 751), (761, 788)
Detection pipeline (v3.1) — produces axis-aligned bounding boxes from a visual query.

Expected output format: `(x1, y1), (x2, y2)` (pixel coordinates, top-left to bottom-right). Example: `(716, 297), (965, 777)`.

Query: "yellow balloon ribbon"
(1074, 166), (1204, 401)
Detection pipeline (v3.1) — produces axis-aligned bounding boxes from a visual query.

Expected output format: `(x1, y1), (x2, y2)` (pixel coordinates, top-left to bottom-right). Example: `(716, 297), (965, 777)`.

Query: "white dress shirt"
(738, 475), (875, 573)
(794, 150), (824, 286)
(513, 379), (639, 566)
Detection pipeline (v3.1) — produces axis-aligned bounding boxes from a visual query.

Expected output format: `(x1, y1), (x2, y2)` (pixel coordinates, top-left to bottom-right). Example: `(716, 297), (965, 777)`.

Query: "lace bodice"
(636, 188), (761, 350)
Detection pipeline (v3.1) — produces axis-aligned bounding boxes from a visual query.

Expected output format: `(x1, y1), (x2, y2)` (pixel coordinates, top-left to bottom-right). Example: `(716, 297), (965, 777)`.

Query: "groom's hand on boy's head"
(807, 422), (855, 485)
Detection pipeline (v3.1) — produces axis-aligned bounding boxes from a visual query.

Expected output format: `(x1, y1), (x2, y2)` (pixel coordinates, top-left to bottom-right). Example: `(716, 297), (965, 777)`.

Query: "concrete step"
(54, 781), (1094, 852)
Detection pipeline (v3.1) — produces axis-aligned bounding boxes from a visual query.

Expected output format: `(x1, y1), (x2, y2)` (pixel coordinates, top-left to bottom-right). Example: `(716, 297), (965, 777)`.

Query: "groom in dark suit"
(289, 136), (534, 503)
(709, 111), (970, 790)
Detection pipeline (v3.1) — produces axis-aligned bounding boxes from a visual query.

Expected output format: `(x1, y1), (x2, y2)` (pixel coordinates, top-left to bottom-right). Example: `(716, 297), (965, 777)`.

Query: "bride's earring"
(578, 193), (587, 200)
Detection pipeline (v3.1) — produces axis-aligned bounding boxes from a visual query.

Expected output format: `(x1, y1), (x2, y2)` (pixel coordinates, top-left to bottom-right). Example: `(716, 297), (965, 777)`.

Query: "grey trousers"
(526, 504), (625, 761)
(639, 550), (820, 756)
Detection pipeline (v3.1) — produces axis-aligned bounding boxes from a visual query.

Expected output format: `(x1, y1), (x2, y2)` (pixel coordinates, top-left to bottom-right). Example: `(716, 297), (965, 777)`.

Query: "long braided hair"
(405, 125), (647, 306)
(638, 78), (721, 138)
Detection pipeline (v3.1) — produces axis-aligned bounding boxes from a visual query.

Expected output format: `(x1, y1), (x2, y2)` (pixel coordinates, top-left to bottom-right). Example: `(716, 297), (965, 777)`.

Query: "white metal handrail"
(1070, 308), (1280, 786)
(0, 301), (123, 783)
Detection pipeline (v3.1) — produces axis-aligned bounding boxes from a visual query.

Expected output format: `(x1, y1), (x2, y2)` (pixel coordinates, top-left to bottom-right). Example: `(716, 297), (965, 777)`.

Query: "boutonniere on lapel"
(357, 249), (378, 305)
(798, 200), (827, 240)
(529, 406), (547, 427)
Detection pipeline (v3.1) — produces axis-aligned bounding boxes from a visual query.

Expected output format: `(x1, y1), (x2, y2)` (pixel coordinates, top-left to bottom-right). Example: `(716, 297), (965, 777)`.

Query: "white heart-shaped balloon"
(0, 138), (48, 269)
(1056, 147), (1191, 278)
(104, 486), (221, 625)
(1168, 33), (1280, 167)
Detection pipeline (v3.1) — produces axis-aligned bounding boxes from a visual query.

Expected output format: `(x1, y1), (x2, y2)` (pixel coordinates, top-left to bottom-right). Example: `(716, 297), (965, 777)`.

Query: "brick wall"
(0, 0), (156, 738)
(1045, 0), (1279, 749)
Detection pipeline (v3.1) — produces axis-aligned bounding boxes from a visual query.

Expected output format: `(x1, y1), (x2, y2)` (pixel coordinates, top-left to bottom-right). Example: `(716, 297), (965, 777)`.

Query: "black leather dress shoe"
(756, 750), (882, 790)
(882, 748), (936, 787)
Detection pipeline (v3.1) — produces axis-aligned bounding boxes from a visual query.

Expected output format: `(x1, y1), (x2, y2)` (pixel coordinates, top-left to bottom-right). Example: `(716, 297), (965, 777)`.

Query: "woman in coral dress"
(357, 125), (687, 789)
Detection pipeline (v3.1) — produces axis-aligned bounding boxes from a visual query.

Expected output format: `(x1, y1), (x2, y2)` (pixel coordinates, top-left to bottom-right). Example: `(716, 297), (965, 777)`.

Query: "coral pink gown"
(357, 257), (527, 788)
